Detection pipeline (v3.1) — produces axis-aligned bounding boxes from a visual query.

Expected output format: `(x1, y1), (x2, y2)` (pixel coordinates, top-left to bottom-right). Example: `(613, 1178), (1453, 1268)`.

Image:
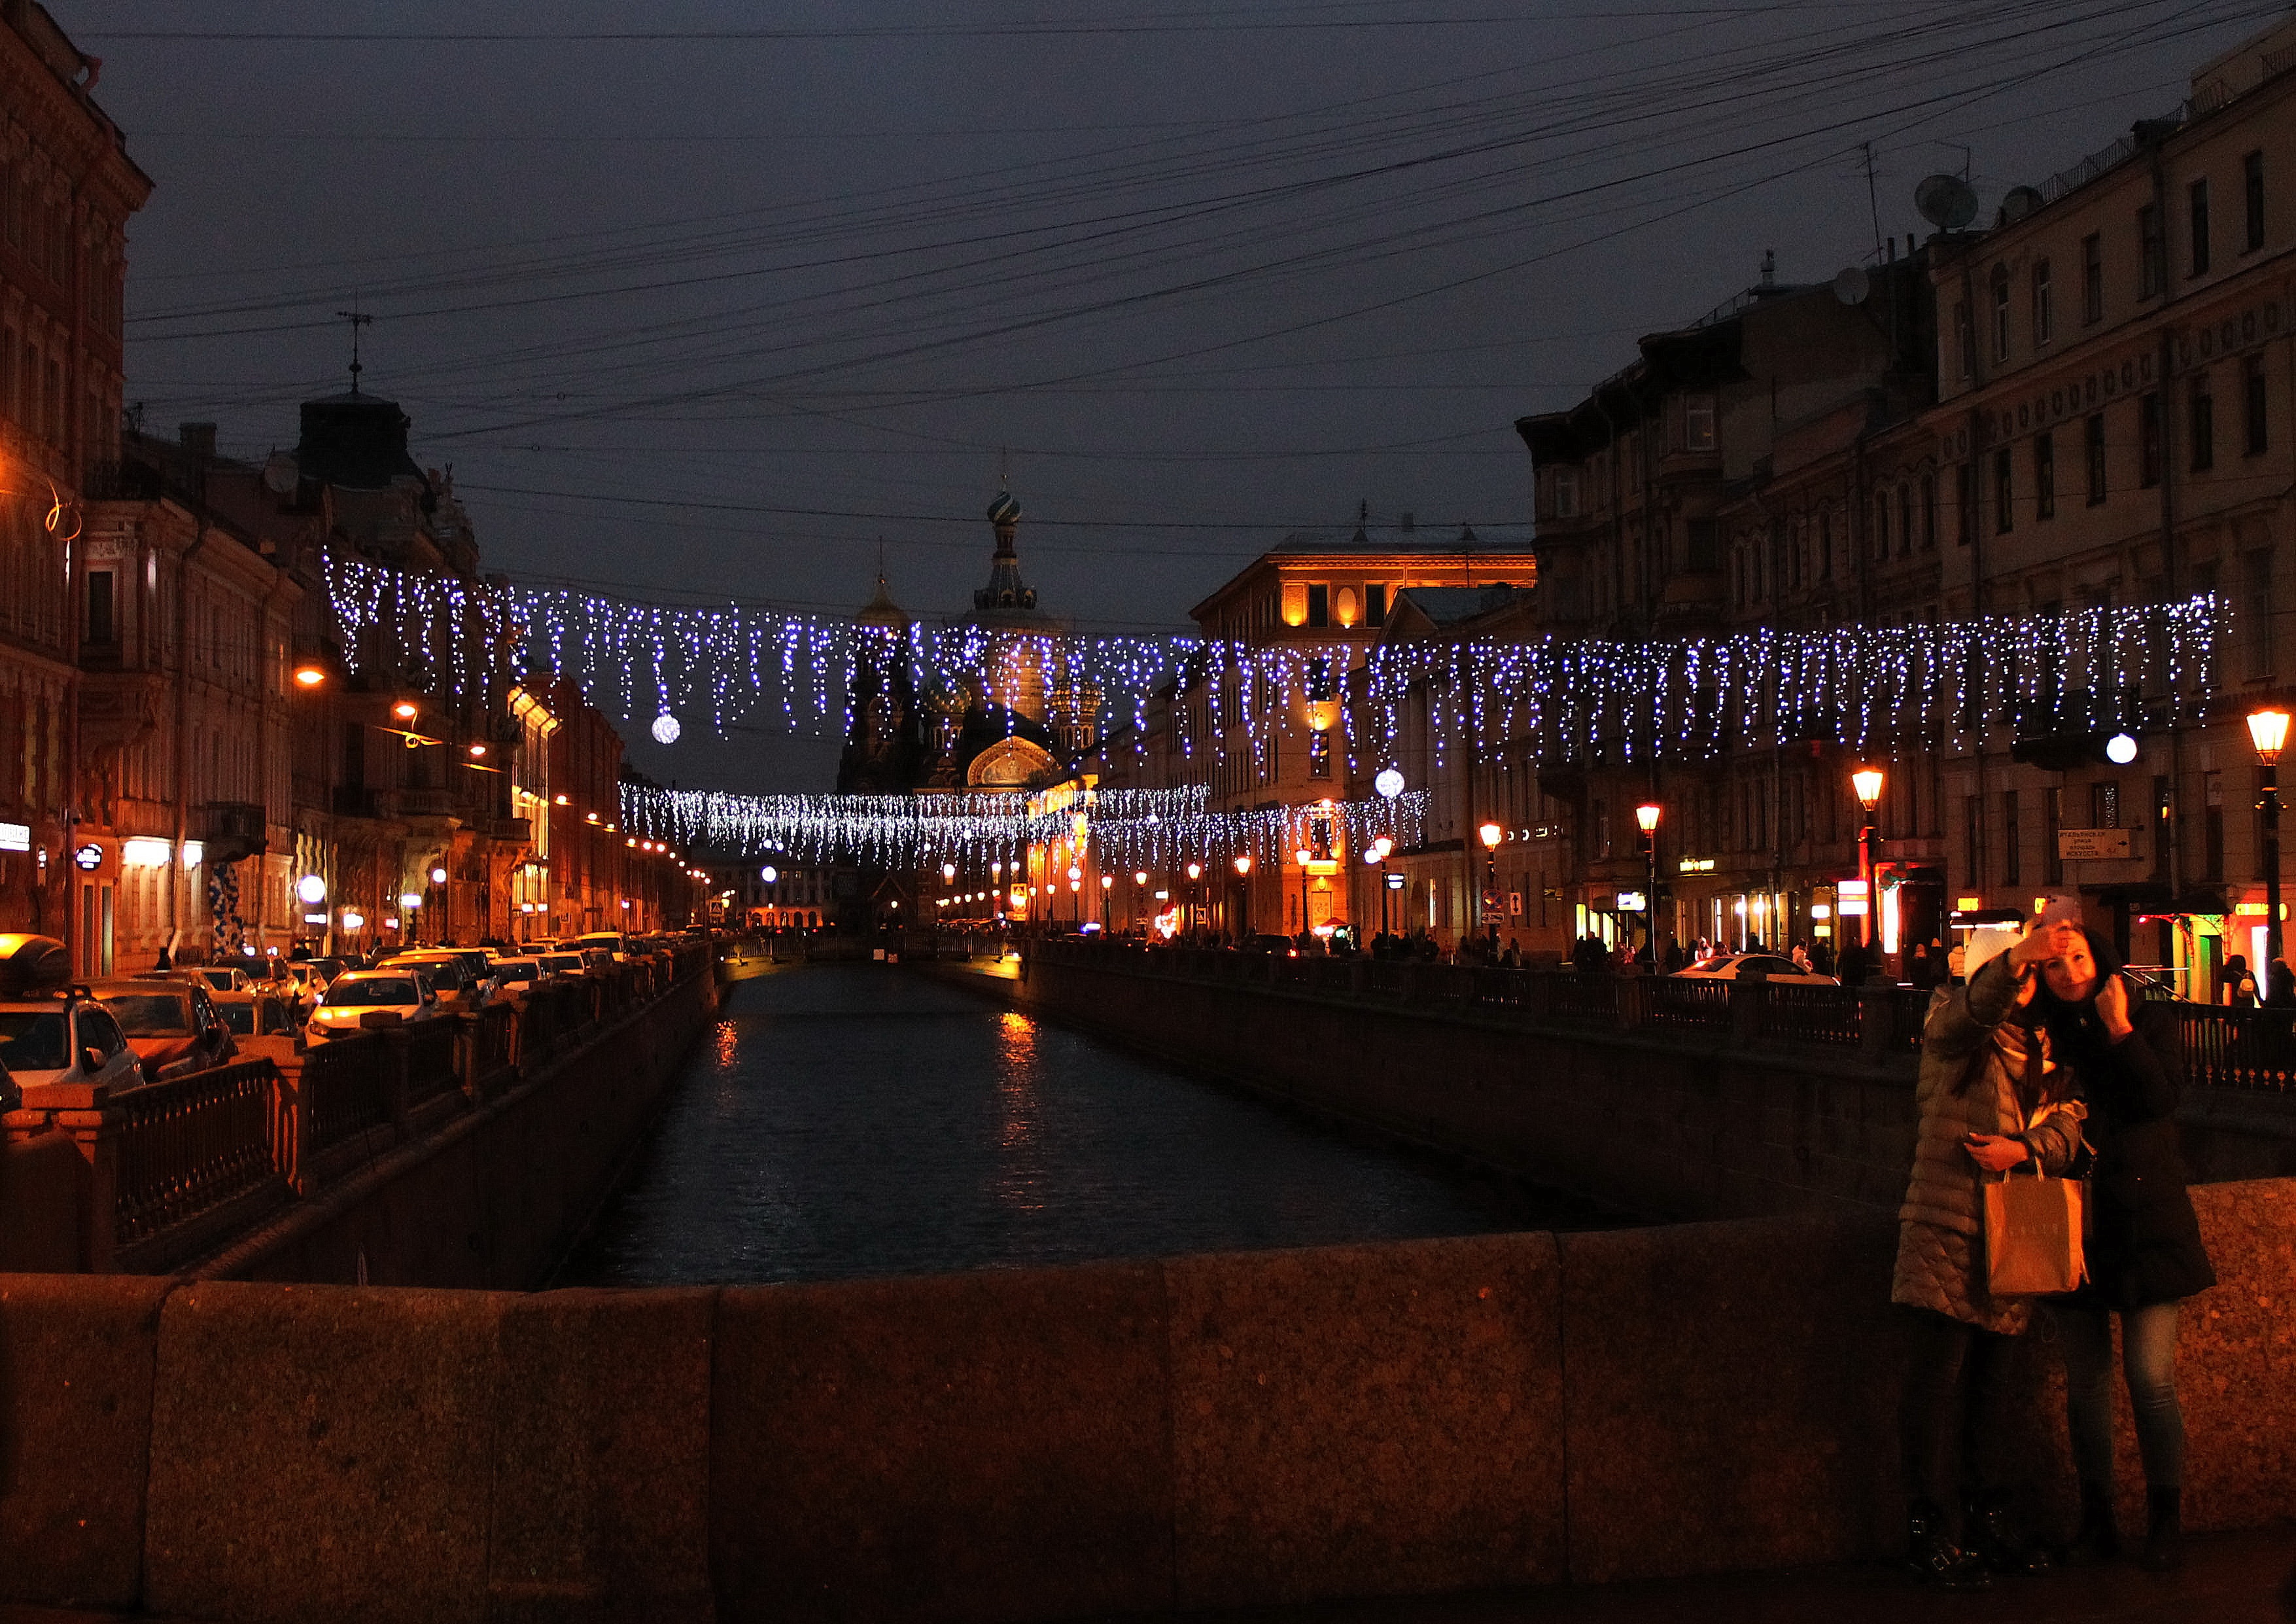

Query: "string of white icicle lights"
(324, 553), (2223, 769)
(619, 783), (1427, 867)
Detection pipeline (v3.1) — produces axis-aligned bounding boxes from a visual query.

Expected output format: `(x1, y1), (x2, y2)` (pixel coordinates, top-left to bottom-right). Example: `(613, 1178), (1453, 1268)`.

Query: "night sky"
(72, 0), (2274, 790)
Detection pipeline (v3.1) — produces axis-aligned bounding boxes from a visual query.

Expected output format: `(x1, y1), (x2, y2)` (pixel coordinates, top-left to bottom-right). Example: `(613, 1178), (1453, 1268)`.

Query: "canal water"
(561, 965), (1588, 1287)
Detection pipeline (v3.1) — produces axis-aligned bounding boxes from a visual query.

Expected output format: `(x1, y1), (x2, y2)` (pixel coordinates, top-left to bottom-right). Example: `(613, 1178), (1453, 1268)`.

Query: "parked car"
(88, 978), (239, 1081)
(482, 955), (554, 1008)
(1671, 952), (1839, 987)
(303, 970), (443, 1045)
(211, 986), (301, 1038)
(1239, 933), (1301, 957)
(181, 964), (254, 995)
(377, 949), (492, 1011)
(536, 951), (591, 980)
(0, 991), (147, 1092)
(576, 930), (630, 962)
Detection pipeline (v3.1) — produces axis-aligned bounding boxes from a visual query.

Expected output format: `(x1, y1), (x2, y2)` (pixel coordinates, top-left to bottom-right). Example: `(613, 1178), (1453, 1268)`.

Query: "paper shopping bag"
(1984, 1163), (2087, 1297)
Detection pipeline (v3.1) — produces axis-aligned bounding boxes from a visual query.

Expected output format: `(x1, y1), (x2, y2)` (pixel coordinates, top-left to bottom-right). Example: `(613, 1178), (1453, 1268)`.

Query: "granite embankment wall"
(2, 1184), (2291, 1623)
(201, 964), (721, 1288)
(0, 962), (718, 1288)
(987, 953), (2296, 1222)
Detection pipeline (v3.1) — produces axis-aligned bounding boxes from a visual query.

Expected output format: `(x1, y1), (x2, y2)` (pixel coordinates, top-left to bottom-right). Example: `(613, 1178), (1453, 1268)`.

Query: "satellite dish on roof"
(262, 450), (299, 495)
(1914, 173), (1980, 232)
(1997, 185), (2045, 225)
(1832, 265), (1871, 306)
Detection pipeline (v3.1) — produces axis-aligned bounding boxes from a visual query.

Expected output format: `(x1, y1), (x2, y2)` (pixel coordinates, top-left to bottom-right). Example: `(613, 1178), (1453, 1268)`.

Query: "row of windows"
(1989, 365), (2267, 534)
(1968, 150), (2267, 378)
(1964, 775), (2259, 892)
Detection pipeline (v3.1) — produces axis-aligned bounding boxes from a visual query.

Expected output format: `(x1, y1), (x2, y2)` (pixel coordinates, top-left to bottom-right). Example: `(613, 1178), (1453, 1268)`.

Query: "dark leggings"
(1900, 1308), (2017, 1534)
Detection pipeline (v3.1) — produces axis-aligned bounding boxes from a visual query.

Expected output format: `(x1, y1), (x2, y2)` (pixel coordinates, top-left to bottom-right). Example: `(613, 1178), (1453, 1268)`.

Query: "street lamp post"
(1371, 836), (1394, 940)
(1477, 821), (1502, 951)
(1100, 873), (1113, 930)
(1293, 847), (1314, 939)
(1186, 862), (1202, 938)
(1232, 853), (1253, 938)
(1852, 765), (1887, 955)
(2249, 709), (2291, 972)
(1635, 802), (1662, 967)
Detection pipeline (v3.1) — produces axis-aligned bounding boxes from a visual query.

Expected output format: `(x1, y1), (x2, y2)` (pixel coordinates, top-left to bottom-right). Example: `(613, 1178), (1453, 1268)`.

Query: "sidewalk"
(1071, 1532), (2296, 1624)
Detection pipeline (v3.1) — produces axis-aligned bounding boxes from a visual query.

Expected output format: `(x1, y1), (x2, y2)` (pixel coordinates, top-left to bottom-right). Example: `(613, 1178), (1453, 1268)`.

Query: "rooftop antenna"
(335, 300), (373, 395)
(1859, 141), (1884, 260)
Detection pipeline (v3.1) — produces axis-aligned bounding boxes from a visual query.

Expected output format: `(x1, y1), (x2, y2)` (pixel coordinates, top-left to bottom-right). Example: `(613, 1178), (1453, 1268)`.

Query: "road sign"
(2057, 828), (2132, 860)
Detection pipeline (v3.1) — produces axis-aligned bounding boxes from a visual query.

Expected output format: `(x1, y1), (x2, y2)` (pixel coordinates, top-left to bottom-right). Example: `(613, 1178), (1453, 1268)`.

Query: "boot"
(1964, 1492), (2053, 1576)
(2062, 1480), (2119, 1566)
(1906, 1501), (1991, 1591)
(2140, 1485), (2183, 1573)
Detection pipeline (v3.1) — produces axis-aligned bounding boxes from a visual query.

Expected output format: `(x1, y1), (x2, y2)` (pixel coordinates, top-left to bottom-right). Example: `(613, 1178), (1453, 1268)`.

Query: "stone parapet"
(0, 1182), (2290, 1621)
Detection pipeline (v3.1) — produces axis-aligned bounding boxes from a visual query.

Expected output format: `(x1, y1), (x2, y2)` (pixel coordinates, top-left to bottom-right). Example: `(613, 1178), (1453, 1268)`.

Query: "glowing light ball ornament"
(1374, 768), (1406, 800)
(652, 713), (683, 745)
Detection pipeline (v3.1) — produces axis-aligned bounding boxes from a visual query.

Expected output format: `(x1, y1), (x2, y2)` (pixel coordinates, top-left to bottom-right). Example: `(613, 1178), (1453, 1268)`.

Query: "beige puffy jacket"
(1890, 951), (2088, 1333)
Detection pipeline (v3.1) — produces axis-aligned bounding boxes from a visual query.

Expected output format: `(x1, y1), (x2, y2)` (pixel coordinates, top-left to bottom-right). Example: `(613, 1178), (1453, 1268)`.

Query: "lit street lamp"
(1852, 764), (1887, 955)
(2250, 708), (2291, 972)
(1370, 835), (1395, 940)
(1100, 872), (1113, 929)
(1186, 861), (1202, 934)
(1635, 802), (1662, 967)
(1477, 821), (1502, 949)
(1232, 853), (1253, 937)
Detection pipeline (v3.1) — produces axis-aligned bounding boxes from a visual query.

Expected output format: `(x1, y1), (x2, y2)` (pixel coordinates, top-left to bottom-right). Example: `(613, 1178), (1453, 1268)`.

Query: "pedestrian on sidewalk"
(2032, 925), (2214, 1571)
(1891, 921), (2090, 1589)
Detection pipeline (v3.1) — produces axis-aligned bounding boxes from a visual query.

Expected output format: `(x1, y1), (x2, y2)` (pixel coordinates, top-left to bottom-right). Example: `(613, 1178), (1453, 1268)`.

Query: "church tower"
(835, 571), (924, 793)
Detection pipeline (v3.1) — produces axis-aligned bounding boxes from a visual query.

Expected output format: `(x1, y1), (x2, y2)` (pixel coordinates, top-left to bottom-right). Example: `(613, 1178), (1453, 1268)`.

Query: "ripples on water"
(560, 965), (1520, 1286)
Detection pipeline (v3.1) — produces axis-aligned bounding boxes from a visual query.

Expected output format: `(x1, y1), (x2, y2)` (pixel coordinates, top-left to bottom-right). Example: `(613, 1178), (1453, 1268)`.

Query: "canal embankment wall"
(3, 1181), (2291, 1623)
(0, 951), (720, 1288)
(196, 962), (721, 1289)
(964, 949), (2296, 1223)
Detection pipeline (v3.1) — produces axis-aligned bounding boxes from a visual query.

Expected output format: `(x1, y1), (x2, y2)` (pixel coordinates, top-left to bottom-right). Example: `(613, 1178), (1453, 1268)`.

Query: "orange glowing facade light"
(391, 700), (419, 721)
(292, 663), (327, 688)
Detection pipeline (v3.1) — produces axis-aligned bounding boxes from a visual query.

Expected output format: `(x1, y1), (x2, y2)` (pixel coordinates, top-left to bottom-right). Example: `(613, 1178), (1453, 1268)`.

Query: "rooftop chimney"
(179, 421), (217, 460)
(1760, 250), (1777, 289)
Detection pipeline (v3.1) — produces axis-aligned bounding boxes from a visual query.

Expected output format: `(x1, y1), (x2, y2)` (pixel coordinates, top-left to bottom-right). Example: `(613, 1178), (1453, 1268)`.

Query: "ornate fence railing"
(113, 1060), (280, 1244)
(5, 938), (722, 1273)
(1027, 939), (2285, 1092)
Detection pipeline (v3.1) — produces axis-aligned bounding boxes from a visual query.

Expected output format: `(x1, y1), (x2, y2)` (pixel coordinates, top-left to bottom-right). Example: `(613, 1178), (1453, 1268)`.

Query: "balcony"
(194, 802), (270, 863)
(379, 787), (461, 822)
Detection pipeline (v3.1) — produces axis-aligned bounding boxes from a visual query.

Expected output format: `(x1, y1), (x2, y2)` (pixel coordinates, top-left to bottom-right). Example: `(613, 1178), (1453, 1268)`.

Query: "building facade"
(0, 2), (148, 953)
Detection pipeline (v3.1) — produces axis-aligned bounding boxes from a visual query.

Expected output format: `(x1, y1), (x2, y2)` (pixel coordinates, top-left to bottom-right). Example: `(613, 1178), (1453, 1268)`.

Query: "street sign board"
(2057, 828), (2132, 860)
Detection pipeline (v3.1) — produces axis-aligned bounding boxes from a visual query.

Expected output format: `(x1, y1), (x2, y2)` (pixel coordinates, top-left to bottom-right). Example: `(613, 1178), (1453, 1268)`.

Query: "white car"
(0, 993), (147, 1091)
(1672, 952), (1840, 987)
(303, 969), (444, 1045)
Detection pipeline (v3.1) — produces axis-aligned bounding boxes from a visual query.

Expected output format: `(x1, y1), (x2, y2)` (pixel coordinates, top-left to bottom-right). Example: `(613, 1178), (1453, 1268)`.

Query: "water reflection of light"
(996, 1012), (1047, 1211)
(713, 1021), (739, 1069)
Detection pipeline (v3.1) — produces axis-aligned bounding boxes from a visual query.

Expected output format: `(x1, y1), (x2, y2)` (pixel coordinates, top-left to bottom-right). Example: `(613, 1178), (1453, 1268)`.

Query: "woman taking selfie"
(1892, 923), (2089, 1589)
(2034, 925), (2215, 1571)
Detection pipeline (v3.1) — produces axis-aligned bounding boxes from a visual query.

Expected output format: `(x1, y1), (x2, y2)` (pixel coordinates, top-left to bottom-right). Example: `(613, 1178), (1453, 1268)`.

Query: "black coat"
(2049, 993), (2217, 1309)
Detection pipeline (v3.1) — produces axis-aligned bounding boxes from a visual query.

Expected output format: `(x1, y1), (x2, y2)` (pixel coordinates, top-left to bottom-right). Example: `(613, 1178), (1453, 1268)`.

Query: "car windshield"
(326, 978), (418, 1008)
(0, 1010), (70, 1071)
(392, 959), (462, 988)
(104, 994), (194, 1036)
(217, 1003), (256, 1034)
(493, 961), (540, 982)
(198, 970), (234, 990)
(540, 955), (582, 972)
